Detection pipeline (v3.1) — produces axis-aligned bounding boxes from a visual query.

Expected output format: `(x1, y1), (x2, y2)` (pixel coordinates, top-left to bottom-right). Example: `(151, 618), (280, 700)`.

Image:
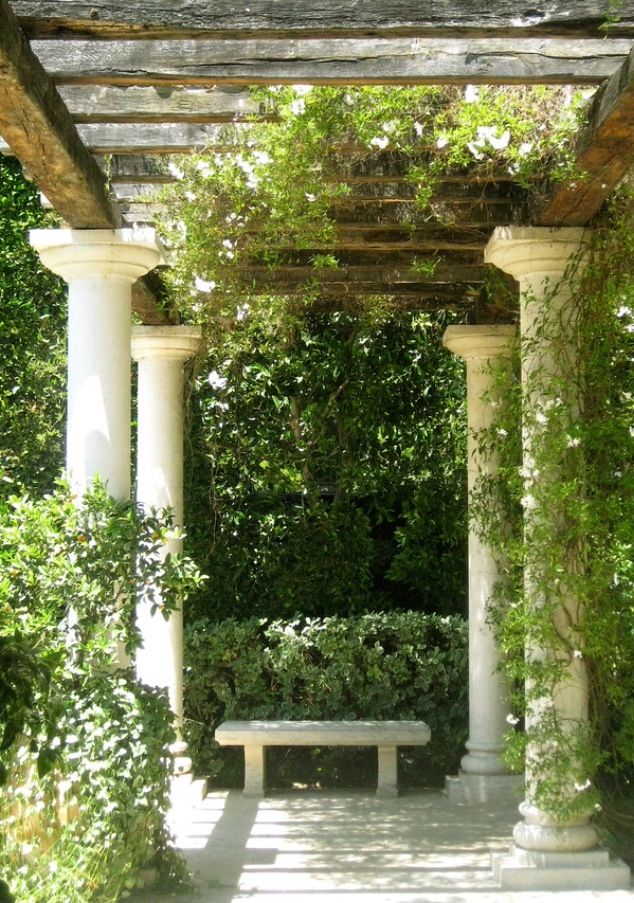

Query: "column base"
(170, 771), (208, 809)
(170, 739), (193, 776)
(445, 771), (524, 804)
(492, 844), (631, 891)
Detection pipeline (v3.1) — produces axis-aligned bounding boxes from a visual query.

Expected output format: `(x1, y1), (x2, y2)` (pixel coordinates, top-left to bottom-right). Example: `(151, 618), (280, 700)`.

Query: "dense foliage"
(185, 307), (468, 620)
(160, 85), (593, 624)
(183, 611), (467, 788)
(0, 157), (66, 496)
(0, 481), (201, 902)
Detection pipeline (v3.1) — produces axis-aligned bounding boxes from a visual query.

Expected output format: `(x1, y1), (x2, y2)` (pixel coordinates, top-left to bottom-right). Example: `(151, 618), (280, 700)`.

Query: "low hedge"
(183, 612), (468, 789)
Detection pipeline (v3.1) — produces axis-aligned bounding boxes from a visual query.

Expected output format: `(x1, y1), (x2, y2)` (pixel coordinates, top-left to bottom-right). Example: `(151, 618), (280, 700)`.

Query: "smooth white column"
(30, 228), (162, 499)
(131, 326), (201, 746)
(443, 326), (519, 802)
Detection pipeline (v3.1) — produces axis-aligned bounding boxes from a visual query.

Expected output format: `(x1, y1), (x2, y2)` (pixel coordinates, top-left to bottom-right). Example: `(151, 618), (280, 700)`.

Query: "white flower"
(567, 436), (581, 448)
(369, 135), (389, 150)
(476, 126), (510, 150)
(574, 779), (592, 792)
(196, 160), (213, 176)
(496, 428), (508, 438)
(413, 121), (424, 137)
(208, 370), (228, 390)
(519, 142), (533, 157)
(222, 238), (235, 250)
(290, 98), (306, 115)
(506, 713), (520, 725)
(194, 276), (216, 293)
(573, 649), (583, 659)
(253, 151), (272, 166)
(464, 85), (479, 103)
(383, 120), (398, 134)
(184, 190), (196, 201)
(521, 494), (537, 510)
(467, 142), (484, 160)
(167, 161), (185, 180)
(488, 129), (511, 150)
(436, 135), (449, 149)
(236, 303), (250, 321)
(305, 192), (317, 203)
(617, 305), (632, 318)
(535, 412), (548, 425)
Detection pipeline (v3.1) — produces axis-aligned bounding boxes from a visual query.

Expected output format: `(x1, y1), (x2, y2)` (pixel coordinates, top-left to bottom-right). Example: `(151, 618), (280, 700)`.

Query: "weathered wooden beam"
(111, 178), (520, 202)
(234, 261), (487, 287)
(100, 151), (534, 183)
(58, 85), (267, 123)
(538, 44), (634, 225)
(31, 37), (630, 87)
(118, 197), (519, 228)
(13, 1), (634, 40)
(4, 122), (241, 153)
(0, 0), (118, 227)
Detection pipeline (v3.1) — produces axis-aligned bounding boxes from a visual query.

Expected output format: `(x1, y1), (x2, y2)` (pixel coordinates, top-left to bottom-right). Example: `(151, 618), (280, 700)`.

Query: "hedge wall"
(183, 612), (468, 789)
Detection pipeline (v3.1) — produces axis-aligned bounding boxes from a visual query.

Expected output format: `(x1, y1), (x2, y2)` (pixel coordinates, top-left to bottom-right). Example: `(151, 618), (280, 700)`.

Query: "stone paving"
(131, 789), (634, 902)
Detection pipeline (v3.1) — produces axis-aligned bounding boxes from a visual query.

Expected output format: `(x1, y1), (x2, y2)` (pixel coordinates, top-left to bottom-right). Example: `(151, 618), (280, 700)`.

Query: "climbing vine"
(158, 85), (589, 320)
(470, 188), (634, 822)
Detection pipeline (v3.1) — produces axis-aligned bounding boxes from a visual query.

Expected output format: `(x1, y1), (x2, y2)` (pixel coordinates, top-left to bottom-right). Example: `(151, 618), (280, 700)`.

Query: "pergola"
(1, 1), (634, 891)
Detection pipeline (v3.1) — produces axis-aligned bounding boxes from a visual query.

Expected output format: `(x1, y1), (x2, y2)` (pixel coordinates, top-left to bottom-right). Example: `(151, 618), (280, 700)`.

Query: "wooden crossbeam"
(13, 2), (634, 40)
(0, 0), (118, 227)
(1, 122), (243, 153)
(30, 37), (631, 87)
(538, 44), (634, 225)
(58, 85), (267, 123)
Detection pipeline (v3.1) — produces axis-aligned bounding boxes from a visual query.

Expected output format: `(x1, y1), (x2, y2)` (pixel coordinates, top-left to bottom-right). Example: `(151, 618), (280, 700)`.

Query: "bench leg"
(243, 745), (266, 796)
(376, 746), (398, 798)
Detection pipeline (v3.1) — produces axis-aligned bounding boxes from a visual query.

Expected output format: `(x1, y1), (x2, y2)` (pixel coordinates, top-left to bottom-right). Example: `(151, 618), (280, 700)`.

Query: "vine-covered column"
(443, 325), (521, 804)
(485, 227), (629, 889)
(29, 228), (162, 499)
(131, 326), (201, 774)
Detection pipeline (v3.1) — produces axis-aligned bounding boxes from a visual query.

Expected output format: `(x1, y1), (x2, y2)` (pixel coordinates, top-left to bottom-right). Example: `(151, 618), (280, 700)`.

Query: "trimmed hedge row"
(183, 612), (468, 788)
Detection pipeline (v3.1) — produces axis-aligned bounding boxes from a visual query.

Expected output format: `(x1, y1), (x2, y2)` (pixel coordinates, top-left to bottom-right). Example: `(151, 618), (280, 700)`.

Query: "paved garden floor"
(136, 788), (634, 902)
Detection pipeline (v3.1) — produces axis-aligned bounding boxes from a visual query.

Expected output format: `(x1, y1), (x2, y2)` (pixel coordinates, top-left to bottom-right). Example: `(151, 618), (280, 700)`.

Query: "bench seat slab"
(215, 720), (431, 797)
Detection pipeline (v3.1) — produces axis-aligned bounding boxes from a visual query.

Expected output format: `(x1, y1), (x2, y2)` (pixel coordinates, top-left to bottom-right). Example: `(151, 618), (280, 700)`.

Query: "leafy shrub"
(0, 480), (201, 902)
(0, 157), (66, 497)
(184, 612), (467, 788)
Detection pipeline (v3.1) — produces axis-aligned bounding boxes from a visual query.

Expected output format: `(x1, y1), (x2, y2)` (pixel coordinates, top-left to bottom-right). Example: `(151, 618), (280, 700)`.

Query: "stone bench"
(214, 719), (431, 798)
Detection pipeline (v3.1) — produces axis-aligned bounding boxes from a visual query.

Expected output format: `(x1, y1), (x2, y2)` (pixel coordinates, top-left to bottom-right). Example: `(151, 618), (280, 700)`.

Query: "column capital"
(29, 228), (164, 283)
(485, 226), (589, 281)
(443, 325), (517, 361)
(131, 326), (202, 362)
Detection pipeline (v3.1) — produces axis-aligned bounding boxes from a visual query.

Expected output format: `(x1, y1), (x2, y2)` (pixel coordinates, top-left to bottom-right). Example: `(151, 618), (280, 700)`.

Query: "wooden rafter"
(538, 44), (634, 225)
(12, 1), (634, 40)
(0, 0), (117, 228)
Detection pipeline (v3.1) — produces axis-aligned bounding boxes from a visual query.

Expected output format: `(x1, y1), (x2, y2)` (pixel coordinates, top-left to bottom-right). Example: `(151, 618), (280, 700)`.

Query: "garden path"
(131, 789), (634, 902)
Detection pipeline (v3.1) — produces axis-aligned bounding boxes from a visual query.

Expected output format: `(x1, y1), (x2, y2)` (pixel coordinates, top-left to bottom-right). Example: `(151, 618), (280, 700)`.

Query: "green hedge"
(184, 612), (468, 789)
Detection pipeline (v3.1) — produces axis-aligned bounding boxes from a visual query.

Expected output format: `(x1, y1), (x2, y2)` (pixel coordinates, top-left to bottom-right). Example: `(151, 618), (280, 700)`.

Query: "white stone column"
(30, 228), (162, 499)
(131, 326), (201, 768)
(443, 325), (521, 804)
(485, 227), (629, 890)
